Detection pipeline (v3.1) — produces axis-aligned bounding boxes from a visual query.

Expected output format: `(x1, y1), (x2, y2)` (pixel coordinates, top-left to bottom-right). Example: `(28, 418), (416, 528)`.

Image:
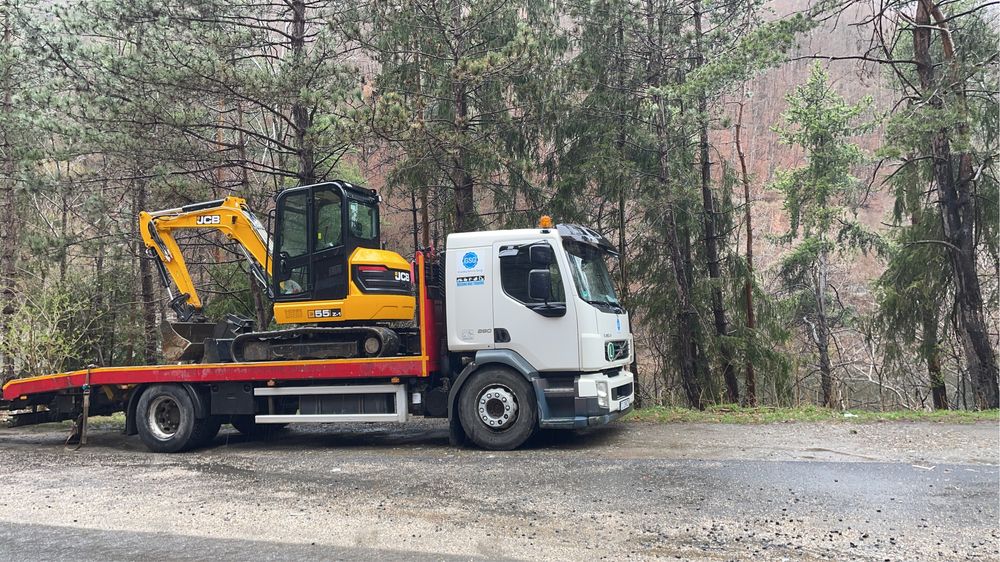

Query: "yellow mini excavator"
(140, 181), (417, 363)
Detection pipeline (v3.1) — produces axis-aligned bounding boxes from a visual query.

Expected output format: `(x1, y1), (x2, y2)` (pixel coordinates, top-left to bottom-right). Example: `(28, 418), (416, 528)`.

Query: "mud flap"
(448, 413), (467, 446)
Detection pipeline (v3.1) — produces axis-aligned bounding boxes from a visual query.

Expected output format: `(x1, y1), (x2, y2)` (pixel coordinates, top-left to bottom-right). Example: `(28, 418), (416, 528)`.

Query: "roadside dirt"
(0, 420), (996, 561)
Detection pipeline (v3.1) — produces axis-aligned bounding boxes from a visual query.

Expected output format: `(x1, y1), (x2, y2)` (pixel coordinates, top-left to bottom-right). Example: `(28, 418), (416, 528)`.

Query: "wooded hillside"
(0, 0), (996, 410)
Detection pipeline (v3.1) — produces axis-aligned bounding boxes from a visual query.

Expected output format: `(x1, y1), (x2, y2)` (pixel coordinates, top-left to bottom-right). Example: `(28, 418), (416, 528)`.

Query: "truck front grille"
(605, 340), (630, 361)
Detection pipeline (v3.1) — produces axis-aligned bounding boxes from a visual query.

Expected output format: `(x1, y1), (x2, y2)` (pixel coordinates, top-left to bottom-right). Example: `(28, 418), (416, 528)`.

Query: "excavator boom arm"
(139, 197), (272, 319)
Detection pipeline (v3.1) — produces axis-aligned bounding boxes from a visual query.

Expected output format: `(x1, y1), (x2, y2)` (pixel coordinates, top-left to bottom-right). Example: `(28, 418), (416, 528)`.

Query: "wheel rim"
(477, 384), (518, 430)
(147, 395), (181, 440)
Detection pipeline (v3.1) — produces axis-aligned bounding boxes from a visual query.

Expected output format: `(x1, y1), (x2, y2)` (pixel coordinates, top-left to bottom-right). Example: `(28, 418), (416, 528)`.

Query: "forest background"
(0, 0), (996, 411)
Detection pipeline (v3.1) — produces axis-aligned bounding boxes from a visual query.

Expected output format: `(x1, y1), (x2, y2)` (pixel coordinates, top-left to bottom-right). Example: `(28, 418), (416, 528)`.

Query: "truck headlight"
(596, 381), (609, 408)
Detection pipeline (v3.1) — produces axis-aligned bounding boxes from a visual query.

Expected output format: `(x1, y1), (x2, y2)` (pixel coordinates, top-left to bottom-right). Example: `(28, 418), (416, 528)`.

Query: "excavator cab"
(142, 180), (416, 363)
(273, 181), (380, 302)
(270, 181), (415, 324)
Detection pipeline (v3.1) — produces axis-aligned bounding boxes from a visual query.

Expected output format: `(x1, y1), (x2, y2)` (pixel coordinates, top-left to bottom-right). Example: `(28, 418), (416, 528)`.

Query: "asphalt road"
(0, 419), (996, 561)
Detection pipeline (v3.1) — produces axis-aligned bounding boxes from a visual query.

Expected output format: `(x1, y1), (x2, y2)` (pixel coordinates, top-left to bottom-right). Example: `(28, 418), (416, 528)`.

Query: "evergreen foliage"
(0, 0), (994, 410)
(772, 63), (873, 407)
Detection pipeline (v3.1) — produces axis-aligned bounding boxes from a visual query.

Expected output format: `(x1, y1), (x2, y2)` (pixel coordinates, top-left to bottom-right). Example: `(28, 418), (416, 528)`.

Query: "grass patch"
(626, 405), (1000, 425)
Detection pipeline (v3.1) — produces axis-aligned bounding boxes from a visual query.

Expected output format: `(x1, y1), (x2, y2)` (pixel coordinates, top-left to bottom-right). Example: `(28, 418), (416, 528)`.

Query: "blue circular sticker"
(462, 252), (478, 269)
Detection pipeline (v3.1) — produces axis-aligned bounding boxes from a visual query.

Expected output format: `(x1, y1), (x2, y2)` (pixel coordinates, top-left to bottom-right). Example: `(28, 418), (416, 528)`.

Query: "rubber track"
(231, 326), (401, 362)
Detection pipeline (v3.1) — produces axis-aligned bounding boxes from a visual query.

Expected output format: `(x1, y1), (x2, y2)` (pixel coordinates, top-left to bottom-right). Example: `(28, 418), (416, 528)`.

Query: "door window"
(499, 243), (565, 304)
(277, 191), (310, 296)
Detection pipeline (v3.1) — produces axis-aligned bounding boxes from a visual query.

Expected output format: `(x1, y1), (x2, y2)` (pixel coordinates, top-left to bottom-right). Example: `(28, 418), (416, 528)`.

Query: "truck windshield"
(563, 241), (622, 313)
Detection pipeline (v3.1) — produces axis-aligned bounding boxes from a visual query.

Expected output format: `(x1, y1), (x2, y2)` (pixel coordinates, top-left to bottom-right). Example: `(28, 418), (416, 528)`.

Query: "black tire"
(136, 385), (201, 453)
(458, 367), (537, 450)
(230, 415), (287, 438)
(190, 416), (222, 448)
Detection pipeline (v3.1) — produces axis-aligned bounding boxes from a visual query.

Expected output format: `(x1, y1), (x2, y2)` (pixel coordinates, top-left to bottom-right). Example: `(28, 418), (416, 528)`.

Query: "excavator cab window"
(348, 200), (377, 240)
(315, 190), (343, 248)
(273, 181), (381, 303)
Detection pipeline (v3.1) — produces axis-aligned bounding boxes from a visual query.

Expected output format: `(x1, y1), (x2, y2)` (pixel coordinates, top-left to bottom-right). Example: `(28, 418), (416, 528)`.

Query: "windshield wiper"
(584, 298), (624, 313)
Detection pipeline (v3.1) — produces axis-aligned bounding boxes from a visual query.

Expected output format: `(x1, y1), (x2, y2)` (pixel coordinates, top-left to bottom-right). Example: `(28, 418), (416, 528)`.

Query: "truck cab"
(444, 221), (635, 447)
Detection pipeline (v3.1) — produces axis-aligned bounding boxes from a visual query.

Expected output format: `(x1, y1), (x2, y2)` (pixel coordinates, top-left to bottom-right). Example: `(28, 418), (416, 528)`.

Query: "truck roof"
(446, 227), (560, 249)
(447, 224), (617, 254)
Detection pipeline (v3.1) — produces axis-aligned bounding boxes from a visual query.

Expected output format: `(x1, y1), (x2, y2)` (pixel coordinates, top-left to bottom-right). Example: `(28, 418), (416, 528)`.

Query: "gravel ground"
(0, 419), (996, 561)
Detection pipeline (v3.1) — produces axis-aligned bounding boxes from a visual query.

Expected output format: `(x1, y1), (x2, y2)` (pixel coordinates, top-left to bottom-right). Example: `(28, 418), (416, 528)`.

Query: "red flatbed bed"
(2, 252), (440, 406)
(2, 357), (430, 402)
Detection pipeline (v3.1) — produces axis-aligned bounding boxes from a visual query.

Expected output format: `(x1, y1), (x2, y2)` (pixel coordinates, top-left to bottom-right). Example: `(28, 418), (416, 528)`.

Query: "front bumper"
(535, 369), (635, 429)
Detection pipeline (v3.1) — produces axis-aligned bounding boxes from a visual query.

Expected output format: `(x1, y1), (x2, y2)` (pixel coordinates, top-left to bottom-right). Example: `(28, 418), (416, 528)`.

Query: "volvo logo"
(606, 340), (628, 361)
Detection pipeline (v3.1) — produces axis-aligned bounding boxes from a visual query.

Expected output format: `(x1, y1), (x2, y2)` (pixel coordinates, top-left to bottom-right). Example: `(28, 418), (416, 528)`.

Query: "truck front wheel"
(458, 367), (537, 450)
(136, 385), (212, 453)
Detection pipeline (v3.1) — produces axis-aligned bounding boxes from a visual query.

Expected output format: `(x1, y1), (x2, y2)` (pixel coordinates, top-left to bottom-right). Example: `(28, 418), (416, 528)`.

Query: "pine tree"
(772, 63), (873, 408)
(0, 0), (50, 381)
(871, 0), (998, 409)
(353, 0), (565, 233)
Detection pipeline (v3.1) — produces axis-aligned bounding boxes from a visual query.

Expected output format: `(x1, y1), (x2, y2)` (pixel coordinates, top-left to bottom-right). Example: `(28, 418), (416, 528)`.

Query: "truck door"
(492, 240), (579, 371)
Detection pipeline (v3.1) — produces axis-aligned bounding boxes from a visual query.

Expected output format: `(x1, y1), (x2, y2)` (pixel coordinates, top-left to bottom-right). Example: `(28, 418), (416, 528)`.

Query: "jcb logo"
(196, 215), (221, 225)
(394, 271), (411, 283)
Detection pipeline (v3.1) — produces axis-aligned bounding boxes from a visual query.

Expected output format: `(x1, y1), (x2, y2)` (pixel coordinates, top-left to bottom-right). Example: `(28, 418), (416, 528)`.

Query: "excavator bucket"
(160, 321), (216, 363)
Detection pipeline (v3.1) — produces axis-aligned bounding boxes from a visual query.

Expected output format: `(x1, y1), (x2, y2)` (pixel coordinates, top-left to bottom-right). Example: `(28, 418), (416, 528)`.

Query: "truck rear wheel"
(458, 367), (537, 450)
(136, 384), (209, 453)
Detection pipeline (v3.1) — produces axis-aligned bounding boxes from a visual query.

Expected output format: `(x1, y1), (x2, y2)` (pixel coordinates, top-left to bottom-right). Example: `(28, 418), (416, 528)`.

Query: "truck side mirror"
(529, 244), (554, 268)
(528, 269), (552, 302)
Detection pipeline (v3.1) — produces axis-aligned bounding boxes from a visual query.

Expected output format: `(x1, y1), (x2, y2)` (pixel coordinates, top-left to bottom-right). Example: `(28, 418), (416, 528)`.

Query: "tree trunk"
(290, 0), (315, 186)
(734, 93), (757, 406)
(250, 267), (273, 330)
(645, 0), (701, 408)
(451, 97), (474, 231)
(914, 0), (998, 409)
(614, 14), (640, 404)
(694, 4), (737, 404)
(666, 205), (701, 407)
(59, 185), (69, 282)
(133, 177), (158, 364)
(619, 183), (641, 404)
(0, 10), (17, 382)
(655, 123), (701, 408)
(414, 51), (431, 249)
(0, 152), (15, 383)
(92, 200), (109, 367)
(922, 309), (948, 409)
(420, 185), (430, 248)
(815, 246), (833, 407)
(450, 0), (476, 232)
(410, 187), (419, 254)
